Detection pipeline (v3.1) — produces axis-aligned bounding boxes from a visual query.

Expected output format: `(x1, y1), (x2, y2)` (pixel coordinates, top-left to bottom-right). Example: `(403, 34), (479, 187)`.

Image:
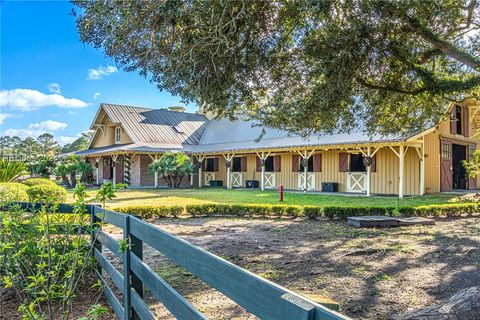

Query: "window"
(455, 105), (463, 135)
(264, 156), (274, 172)
(442, 143), (452, 159)
(350, 154), (366, 172)
(115, 127), (121, 144)
(205, 158), (215, 172)
(232, 157), (242, 172)
(299, 157), (314, 172)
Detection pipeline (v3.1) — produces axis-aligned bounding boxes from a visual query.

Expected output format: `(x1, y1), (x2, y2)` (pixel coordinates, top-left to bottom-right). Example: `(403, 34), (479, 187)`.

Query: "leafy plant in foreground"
(0, 159), (27, 182)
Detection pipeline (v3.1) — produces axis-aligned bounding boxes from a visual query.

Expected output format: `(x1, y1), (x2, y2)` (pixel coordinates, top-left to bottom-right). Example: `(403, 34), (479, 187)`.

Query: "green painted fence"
(2, 202), (351, 320)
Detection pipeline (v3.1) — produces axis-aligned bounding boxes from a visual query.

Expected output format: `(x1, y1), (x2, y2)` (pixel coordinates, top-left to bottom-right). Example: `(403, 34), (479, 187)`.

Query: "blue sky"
(1, 1), (192, 145)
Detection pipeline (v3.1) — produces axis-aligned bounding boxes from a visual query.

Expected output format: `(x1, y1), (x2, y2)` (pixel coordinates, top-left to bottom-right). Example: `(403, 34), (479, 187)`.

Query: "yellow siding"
(424, 130), (441, 193)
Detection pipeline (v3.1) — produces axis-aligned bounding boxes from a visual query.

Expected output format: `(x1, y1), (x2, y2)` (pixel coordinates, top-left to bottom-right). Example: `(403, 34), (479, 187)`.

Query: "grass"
(70, 187), (455, 209)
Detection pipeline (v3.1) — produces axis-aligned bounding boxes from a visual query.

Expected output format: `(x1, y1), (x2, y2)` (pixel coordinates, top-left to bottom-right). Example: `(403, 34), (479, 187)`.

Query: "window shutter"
(313, 154), (322, 172)
(256, 157), (262, 172)
(450, 107), (457, 134)
(292, 155), (300, 172)
(339, 152), (348, 172)
(371, 154), (377, 172)
(464, 106), (469, 137)
(213, 158), (219, 172)
(274, 155), (281, 172)
(241, 157), (247, 172)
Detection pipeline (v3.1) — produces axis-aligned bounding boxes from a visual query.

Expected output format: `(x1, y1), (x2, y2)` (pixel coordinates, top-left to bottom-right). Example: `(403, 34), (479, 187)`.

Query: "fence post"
(90, 205), (102, 276)
(130, 217), (144, 320)
(123, 215), (132, 320)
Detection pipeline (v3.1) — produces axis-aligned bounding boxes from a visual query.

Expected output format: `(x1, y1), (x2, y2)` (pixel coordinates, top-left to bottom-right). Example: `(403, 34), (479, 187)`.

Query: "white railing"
(204, 172), (215, 186)
(346, 172), (366, 193)
(231, 172), (243, 188)
(298, 172), (316, 191)
(264, 172), (276, 189)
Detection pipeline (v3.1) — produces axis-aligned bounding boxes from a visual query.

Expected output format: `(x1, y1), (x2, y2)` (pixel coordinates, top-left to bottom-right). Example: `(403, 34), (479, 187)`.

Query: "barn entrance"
(452, 144), (467, 189)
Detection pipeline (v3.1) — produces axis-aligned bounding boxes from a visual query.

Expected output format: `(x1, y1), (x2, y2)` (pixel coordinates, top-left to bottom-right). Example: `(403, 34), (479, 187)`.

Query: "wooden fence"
(2, 202), (351, 320)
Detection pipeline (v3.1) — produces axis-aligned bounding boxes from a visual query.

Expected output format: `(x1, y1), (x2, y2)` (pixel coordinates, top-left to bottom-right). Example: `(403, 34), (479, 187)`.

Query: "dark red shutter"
(292, 155), (300, 172)
(339, 152), (348, 172)
(273, 155), (281, 172)
(371, 154), (377, 172)
(213, 158), (219, 171)
(241, 157), (247, 172)
(116, 155), (124, 183)
(450, 107), (457, 134)
(256, 157), (261, 172)
(103, 157), (111, 179)
(464, 106), (469, 137)
(313, 154), (322, 172)
(440, 140), (453, 192)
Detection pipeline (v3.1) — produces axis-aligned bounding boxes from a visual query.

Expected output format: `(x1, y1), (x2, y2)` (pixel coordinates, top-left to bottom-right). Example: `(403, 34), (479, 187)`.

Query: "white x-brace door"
(231, 172), (242, 188)
(347, 172), (366, 193)
(204, 172), (215, 186)
(264, 172), (276, 189)
(298, 172), (315, 191)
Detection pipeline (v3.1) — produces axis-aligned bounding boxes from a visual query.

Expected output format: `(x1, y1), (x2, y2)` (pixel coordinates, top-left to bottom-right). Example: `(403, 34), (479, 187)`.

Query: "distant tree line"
(0, 131), (93, 157)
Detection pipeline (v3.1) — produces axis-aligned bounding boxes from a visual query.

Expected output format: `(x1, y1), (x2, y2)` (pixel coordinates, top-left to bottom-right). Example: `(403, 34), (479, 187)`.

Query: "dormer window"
(115, 127), (121, 144)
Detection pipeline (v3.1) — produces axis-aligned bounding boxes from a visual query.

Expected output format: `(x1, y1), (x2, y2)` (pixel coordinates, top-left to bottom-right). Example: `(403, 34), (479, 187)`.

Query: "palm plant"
(0, 160), (27, 182)
(148, 152), (194, 188)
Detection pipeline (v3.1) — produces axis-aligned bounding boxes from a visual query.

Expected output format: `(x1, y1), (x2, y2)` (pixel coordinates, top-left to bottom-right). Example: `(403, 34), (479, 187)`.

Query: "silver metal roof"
(79, 104), (426, 156)
(99, 103), (208, 145)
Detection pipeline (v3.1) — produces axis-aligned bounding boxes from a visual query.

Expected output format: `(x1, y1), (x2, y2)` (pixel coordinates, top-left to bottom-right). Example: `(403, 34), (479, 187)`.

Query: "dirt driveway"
(102, 216), (480, 320)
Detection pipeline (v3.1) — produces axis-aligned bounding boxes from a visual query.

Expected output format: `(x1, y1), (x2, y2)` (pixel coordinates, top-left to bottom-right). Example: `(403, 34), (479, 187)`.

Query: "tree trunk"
(61, 175), (71, 189)
(70, 171), (77, 188)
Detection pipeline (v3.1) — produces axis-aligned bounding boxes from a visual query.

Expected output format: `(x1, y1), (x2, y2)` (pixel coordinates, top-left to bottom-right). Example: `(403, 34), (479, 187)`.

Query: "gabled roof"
(93, 103), (209, 145)
(80, 103), (431, 157)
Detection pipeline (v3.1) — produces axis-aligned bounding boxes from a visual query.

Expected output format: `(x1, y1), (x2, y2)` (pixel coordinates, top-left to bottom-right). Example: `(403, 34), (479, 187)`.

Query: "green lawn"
(72, 188), (456, 208)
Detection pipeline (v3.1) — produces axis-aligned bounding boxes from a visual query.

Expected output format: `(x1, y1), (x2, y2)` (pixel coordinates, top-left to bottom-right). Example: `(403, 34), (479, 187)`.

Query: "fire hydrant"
(279, 184), (284, 202)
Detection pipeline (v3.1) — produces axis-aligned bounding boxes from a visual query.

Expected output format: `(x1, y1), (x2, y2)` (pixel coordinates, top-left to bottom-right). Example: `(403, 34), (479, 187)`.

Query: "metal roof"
(80, 104), (428, 156)
(98, 103), (208, 145)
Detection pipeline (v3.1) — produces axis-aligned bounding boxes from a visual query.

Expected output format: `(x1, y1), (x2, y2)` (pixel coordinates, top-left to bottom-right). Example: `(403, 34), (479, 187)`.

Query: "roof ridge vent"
(168, 106), (186, 112)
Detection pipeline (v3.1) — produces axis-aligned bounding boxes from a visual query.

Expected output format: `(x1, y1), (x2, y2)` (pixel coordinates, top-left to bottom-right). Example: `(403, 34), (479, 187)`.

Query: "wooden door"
(440, 140), (453, 192)
(103, 156), (111, 179)
(116, 155), (125, 183)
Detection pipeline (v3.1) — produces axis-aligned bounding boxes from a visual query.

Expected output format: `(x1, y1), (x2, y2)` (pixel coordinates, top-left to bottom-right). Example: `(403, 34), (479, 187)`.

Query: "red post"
(279, 184), (284, 202)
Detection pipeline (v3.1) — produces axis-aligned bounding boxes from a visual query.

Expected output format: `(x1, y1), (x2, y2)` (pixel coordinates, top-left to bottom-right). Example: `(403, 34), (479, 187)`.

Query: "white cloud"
(56, 136), (79, 145)
(0, 113), (14, 125)
(0, 89), (89, 111)
(4, 120), (68, 138)
(93, 92), (101, 99)
(87, 65), (118, 80)
(47, 82), (61, 94)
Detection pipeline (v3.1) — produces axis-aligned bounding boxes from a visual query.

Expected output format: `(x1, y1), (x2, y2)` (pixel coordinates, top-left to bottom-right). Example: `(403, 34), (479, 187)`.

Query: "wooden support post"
(297, 150), (315, 192)
(197, 155), (205, 188)
(420, 138), (425, 195)
(261, 153), (265, 191)
(130, 221), (143, 320)
(95, 157), (101, 184)
(123, 215), (131, 320)
(90, 205), (102, 277)
(399, 145), (405, 199)
(223, 154), (235, 189)
(366, 147), (371, 197)
(111, 155), (118, 185)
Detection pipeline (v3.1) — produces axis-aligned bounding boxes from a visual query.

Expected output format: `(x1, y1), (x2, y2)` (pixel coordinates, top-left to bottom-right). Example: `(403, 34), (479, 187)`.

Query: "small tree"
(26, 156), (55, 178)
(148, 152), (193, 188)
(53, 155), (92, 188)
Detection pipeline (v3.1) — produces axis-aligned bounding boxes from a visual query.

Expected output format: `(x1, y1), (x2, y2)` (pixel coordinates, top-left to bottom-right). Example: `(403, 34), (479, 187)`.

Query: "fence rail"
(2, 202), (351, 320)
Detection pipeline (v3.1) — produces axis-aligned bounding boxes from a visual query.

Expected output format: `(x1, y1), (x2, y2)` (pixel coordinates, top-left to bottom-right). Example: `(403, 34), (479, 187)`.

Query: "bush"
(22, 178), (58, 187)
(26, 184), (68, 203)
(114, 205), (184, 218)
(323, 206), (389, 219)
(398, 203), (479, 217)
(0, 182), (29, 203)
(303, 206), (323, 218)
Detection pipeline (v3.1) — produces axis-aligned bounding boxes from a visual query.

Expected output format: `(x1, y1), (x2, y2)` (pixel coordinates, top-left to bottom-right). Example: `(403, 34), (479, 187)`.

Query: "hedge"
(22, 178), (58, 187)
(26, 184), (68, 203)
(0, 182), (29, 202)
(107, 203), (480, 219)
(114, 205), (184, 218)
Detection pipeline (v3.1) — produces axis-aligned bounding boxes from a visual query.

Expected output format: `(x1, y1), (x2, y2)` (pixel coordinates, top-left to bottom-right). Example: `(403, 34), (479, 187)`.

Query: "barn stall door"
(440, 140), (453, 192)
(115, 155), (125, 183)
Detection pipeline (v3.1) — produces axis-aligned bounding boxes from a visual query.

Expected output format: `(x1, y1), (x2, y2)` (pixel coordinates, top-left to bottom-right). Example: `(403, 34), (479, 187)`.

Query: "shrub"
(0, 182), (29, 203)
(26, 184), (68, 203)
(22, 178), (58, 187)
(303, 206), (323, 218)
(284, 205), (304, 217)
(398, 203), (479, 217)
(323, 206), (388, 219)
(114, 205), (184, 218)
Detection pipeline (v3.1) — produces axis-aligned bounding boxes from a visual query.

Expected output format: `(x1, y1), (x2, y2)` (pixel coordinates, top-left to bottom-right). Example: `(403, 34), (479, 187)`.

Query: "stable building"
(76, 101), (480, 197)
